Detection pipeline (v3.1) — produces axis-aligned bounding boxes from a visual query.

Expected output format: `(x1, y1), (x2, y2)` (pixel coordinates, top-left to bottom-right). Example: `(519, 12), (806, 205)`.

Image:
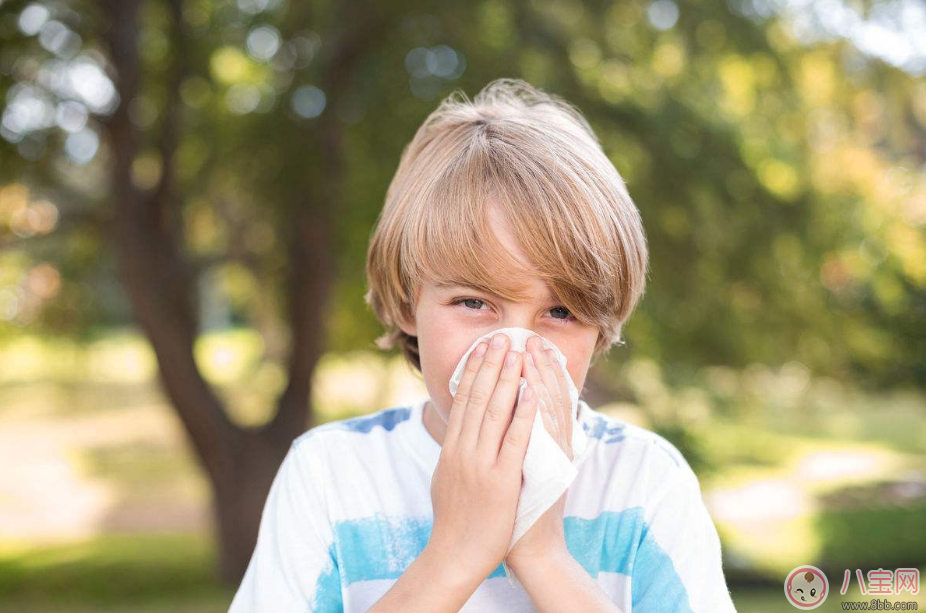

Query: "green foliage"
(0, 0), (922, 389)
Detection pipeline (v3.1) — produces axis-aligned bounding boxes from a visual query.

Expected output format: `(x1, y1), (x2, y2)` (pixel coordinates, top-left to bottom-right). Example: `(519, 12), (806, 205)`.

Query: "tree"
(91, 0), (396, 583)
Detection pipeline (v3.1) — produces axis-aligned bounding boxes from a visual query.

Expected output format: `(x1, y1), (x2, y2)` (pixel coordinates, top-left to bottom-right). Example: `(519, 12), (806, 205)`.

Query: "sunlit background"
(1, 0), (925, 611)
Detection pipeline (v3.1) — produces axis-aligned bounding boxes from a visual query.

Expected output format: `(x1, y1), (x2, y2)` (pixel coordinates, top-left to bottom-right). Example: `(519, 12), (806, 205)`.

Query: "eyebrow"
(436, 282), (556, 303)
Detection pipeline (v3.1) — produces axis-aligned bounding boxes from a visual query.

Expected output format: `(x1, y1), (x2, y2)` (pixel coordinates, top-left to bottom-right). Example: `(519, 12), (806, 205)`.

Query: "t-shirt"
(228, 395), (738, 613)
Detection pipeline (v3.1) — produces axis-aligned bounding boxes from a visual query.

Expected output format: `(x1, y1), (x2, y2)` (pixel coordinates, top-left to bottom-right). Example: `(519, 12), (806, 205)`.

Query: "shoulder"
(290, 403), (415, 458)
(581, 405), (699, 492)
(297, 404), (413, 439)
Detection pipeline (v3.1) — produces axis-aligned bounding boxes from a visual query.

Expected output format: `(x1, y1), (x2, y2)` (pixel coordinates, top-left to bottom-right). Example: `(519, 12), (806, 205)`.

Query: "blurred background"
(1, 0), (925, 611)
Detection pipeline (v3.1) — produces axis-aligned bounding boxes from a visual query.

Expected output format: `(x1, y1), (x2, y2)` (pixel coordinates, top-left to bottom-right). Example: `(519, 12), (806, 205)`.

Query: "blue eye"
(454, 298), (489, 311)
(450, 298), (575, 323)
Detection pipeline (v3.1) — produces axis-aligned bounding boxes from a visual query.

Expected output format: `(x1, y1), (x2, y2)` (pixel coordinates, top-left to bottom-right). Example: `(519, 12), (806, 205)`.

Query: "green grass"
(0, 533), (234, 613)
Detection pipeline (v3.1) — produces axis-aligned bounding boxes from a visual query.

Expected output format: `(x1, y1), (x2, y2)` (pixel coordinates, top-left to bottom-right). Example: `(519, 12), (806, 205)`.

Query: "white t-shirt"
(228, 396), (738, 613)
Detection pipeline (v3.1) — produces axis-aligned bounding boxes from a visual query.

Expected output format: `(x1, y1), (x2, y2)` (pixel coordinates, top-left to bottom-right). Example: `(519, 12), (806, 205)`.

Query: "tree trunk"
(212, 431), (292, 584)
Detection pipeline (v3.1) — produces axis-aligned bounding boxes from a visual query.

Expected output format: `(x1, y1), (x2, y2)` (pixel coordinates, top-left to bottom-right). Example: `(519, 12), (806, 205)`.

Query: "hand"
(506, 335), (574, 570)
(427, 334), (541, 583)
(523, 335), (575, 460)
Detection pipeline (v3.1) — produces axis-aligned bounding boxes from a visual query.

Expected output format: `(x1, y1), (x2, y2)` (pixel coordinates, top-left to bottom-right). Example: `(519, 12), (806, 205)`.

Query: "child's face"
(401, 204), (600, 424)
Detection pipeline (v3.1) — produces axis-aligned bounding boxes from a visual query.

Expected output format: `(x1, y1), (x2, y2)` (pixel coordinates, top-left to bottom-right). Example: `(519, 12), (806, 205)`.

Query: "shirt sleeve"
(228, 433), (343, 613)
(631, 470), (738, 613)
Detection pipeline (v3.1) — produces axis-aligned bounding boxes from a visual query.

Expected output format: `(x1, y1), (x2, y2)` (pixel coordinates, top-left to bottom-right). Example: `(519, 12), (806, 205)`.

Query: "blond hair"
(364, 78), (649, 373)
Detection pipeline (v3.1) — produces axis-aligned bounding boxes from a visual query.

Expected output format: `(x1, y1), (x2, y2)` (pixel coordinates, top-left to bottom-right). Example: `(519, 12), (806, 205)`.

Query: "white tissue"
(447, 327), (589, 590)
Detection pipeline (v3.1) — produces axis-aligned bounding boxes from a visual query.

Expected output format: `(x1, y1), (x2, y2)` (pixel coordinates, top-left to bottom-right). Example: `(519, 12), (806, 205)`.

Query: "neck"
(422, 400), (447, 446)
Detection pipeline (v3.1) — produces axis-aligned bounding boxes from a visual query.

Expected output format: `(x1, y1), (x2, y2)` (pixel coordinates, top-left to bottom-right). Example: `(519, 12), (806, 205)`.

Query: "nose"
(490, 323), (545, 354)
(497, 321), (540, 337)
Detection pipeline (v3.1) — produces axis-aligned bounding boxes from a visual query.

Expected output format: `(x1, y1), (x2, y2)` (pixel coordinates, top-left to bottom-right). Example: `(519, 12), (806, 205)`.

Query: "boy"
(228, 78), (738, 612)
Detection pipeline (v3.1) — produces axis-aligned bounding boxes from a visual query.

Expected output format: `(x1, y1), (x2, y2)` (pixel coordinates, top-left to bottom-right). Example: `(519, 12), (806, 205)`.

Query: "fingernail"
(474, 342), (487, 357)
(505, 351), (517, 368)
(491, 334), (506, 348)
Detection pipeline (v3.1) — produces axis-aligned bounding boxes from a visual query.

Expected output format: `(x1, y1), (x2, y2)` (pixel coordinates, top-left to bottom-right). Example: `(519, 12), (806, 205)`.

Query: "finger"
(529, 341), (570, 457)
(476, 349), (523, 458)
(547, 348), (574, 449)
(529, 338), (567, 427)
(539, 395), (561, 447)
(459, 333), (509, 450)
(524, 343), (555, 413)
(444, 340), (488, 448)
(497, 382), (540, 471)
(525, 340), (559, 436)
(524, 352), (560, 443)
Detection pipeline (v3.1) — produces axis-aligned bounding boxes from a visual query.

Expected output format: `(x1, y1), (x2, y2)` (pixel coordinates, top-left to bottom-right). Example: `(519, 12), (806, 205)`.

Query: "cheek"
(565, 361), (588, 390)
(416, 309), (465, 368)
(553, 339), (595, 390)
(418, 330), (484, 396)
(419, 343), (460, 393)
(418, 335), (491, 423)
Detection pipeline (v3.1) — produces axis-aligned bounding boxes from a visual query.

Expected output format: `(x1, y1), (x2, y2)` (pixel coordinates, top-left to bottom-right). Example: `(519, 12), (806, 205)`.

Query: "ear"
(396, 311), (417, 337)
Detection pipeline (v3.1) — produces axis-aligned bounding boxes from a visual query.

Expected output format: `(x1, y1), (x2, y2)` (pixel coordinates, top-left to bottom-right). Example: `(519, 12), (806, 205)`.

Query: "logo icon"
(785, 565), (829, 609)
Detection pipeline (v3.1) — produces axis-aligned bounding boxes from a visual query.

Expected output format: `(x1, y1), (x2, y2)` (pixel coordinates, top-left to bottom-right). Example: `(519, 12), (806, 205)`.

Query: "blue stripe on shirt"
(320, 407), (412, 434)
(310, 542), (343, 612)
(325, 508), (693, 612)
